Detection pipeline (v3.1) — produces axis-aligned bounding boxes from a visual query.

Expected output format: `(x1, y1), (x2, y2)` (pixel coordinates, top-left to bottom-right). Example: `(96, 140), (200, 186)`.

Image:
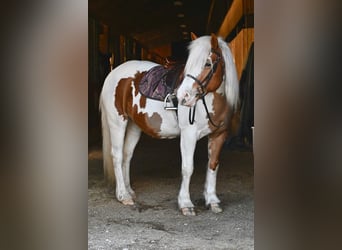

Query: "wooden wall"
(229, 28), (254, 79)
(88, 18), (171, 145)
(216, 0), (254, 145)
(217, 0), (254, 80)
(88, 1), (254, 146)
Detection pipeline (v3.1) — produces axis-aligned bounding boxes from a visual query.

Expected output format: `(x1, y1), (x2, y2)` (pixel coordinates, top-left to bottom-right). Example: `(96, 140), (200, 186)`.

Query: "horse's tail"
(99, 94), (108, 146)
(99, 91), (115, 187)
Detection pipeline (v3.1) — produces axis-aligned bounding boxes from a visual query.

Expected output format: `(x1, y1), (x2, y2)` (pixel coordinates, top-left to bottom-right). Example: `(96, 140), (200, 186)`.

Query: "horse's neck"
(215, 81), (226, 98)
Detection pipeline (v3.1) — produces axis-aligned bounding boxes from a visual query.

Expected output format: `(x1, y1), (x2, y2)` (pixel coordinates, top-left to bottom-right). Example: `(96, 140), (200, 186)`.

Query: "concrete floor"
(88, 134), (254, 249)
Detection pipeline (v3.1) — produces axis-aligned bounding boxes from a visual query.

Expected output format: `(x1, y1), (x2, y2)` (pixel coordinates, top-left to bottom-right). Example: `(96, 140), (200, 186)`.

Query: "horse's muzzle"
(179, 92), (197, 107)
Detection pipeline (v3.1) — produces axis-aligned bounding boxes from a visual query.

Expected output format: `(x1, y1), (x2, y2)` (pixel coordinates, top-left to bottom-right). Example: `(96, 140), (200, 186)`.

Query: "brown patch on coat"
(131, 109), (162, 138)
(208, 130), (228, 171)
(208, 92), (232, 133)
(205, 90), (234, 171)
(114, 78), (133, 119)
(132, 71), (147, 109)
(229, 110), (241, 137)
(206, 47), (225, 93)
(114, 73), (162, 138)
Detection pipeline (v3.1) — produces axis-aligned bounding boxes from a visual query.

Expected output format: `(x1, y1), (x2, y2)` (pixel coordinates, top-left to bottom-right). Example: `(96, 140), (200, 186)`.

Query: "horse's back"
(100, 60), (181, 139)
(101, 60), (158, 101)
(100, 60), (158, 112)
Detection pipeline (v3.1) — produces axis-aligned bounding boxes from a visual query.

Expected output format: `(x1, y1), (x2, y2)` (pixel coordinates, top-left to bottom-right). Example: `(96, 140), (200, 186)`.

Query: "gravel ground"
(88, 135), (254, 250)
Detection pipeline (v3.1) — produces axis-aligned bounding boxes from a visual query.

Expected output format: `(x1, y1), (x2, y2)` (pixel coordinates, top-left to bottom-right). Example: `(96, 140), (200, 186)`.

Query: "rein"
(188, 95), (222, 128)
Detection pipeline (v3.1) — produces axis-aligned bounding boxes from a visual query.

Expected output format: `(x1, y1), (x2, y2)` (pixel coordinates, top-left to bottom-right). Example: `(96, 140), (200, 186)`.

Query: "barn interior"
(88, 1), (254, 248)
(89, 0), (254, 147)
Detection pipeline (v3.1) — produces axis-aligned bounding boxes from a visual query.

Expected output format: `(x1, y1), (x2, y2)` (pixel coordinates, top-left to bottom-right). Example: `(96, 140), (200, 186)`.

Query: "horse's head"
(177, 33), (226, 107)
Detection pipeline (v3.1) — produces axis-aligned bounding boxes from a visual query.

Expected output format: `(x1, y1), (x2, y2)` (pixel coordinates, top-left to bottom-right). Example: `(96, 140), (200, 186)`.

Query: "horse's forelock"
(185, 36), (211, 74)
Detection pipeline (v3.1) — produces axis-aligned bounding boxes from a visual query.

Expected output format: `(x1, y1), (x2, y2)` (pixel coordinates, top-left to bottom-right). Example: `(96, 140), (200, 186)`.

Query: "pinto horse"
(99, 33), (239, 216)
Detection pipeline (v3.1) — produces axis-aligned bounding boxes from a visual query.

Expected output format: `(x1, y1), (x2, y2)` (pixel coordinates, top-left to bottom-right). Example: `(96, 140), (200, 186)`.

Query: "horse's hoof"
(181, 207), (196, 216)
(129, 191), (136, 199)
(209, 203), (223, 213)
(122, 199), (135, 206)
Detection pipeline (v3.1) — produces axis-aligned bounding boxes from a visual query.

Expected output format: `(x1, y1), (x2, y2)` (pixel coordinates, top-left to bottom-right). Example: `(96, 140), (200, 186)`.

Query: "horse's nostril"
(184, 92), (190, 100)
(179, 92), (191, 105)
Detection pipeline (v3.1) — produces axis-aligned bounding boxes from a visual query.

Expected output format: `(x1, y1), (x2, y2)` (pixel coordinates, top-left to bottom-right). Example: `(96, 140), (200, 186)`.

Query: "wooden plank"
(217, 0), (254, 39)
(229, 28), (254, 80)
(217, 0), (243, 39)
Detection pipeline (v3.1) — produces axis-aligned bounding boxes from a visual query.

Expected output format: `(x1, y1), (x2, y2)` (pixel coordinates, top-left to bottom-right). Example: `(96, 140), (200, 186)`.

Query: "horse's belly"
(132, 98), (180, 139)
(157, 112), (180, 138)
(136, 112), (180, 139)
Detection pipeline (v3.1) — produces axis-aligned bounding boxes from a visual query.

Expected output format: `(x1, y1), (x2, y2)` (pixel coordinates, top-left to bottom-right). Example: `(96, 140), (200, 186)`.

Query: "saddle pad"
(139, 65), (180, 101)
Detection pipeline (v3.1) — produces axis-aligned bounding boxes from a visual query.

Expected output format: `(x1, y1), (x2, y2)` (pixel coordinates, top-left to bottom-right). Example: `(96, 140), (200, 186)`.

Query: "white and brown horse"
(99, 33), (239, 216)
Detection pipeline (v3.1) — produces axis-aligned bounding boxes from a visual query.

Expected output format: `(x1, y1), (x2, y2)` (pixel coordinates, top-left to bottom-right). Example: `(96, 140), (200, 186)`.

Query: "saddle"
(139, 64), (184, 102)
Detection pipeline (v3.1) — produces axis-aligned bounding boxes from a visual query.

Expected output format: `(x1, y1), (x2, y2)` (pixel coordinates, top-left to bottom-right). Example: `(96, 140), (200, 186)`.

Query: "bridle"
(185, 48), (222, 98)
(186, 48), (224, 127)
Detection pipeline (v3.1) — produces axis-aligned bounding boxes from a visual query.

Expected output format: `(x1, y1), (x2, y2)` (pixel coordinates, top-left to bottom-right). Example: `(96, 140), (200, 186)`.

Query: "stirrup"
(164, 93), (178, 110)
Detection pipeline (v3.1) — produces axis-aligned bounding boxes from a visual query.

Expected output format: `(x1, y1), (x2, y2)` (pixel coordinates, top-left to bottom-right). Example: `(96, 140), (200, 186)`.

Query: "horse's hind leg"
(122, 120), (142, 199)
(105, 111), (135, 205)
(204, 131), (228, 213)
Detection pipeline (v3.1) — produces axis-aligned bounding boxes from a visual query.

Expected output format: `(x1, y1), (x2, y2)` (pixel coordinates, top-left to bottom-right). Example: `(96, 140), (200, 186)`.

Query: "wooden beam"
(217, 0), (243, 39)
(217, 0), (254, 39)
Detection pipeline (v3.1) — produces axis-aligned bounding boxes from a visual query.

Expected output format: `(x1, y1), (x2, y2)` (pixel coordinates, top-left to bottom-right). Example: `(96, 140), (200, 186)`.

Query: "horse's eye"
(205, 62), (211, 68)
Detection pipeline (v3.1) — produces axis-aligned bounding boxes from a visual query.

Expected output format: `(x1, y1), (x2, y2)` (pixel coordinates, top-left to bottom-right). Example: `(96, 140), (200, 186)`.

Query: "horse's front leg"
(204, 131), (228, 213)
(178, 128), (197, 216)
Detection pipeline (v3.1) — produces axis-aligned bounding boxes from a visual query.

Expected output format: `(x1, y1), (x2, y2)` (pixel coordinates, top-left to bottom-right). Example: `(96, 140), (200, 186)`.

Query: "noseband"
(186, 48), (224, 127)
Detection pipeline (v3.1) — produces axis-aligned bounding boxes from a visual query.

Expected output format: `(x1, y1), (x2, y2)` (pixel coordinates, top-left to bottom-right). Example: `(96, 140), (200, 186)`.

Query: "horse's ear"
(211, 33), (219, 49)
(190, 32), (198, 41)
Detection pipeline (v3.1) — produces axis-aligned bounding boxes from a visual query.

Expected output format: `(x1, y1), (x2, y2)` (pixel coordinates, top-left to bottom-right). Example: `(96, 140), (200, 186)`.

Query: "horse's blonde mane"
(185, 35), (239, 109)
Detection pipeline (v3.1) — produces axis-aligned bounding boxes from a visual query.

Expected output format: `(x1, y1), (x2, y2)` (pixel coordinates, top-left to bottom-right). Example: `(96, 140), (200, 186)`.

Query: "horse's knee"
(181, 165), (194, 176)
(209, 160), (219, 170)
